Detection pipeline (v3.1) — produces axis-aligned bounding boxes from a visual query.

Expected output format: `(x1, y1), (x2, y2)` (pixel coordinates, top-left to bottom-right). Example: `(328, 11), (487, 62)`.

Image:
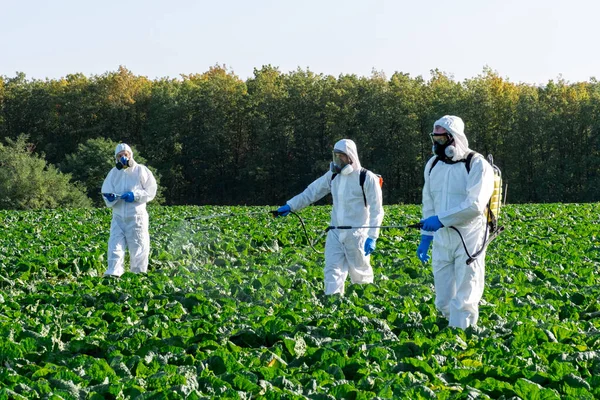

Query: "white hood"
(433, 115), (471, 161)
(114, 143), (137, 167)
(115, 143), (133, 157)
(333, 139), (362, 171)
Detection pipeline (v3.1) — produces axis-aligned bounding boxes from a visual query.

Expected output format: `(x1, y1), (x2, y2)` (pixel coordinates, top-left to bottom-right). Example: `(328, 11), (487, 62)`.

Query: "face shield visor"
(330, 150), (353, 174)
(332, 151), (348, 168)
(430, 132), (453, 145)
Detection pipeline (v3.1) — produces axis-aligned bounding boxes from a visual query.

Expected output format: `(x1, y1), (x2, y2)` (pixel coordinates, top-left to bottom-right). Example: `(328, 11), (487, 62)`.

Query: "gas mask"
(116, 155), (131, 170)
(330, 151), (354, 175)
(431, 133), (456, 160)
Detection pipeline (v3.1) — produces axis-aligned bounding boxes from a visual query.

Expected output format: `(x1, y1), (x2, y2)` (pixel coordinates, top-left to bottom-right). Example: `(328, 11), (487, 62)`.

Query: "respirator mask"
(430, 132), (456, 160)
(116, 155), (131, 170)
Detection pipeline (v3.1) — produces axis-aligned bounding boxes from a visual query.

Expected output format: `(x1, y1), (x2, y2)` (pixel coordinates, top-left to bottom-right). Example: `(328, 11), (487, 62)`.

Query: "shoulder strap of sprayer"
(429, 152), (477, 176)
(464, 152), (476, 173)
(331, 168), (369, 207)
(359, 168), (368, 207)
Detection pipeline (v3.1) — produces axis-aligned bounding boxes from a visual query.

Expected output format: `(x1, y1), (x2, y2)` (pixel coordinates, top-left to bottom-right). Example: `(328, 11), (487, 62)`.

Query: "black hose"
(289, 211), (325, 254)
(450, 224), (504, 265)
(271, 210), (324, 254)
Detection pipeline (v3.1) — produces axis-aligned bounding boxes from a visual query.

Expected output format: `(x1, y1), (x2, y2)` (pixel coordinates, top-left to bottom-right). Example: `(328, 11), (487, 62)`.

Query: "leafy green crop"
(0, 203), (599, 398)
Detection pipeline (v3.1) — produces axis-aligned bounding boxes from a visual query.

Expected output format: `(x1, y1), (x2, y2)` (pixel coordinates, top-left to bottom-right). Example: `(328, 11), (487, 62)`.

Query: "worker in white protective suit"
(101, 143), (157, 277)
(276, 139), (384, 295)
(417, 115), (494, 329)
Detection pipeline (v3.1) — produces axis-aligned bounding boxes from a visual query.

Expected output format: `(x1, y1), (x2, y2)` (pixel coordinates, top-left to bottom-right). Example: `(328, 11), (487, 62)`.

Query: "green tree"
(141, 78), (185, 205)
(5, 66), (600, 205)
(0, 76), (5, 136)
(178, 65), (248, 205)
(0, 135), (91, 210)
(381, 72), (429, 204)
(94, 66), (153, 145)
(281, 68), (334, 198)
(246, 66), (298, 204)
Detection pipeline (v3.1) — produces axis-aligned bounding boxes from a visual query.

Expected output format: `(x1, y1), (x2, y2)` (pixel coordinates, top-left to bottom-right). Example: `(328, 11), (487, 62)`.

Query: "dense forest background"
(1, 65), (599, 209)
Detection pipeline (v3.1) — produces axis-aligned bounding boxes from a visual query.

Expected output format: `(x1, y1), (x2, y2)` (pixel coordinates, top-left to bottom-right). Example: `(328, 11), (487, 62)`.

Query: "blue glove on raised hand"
(421, 215), (444, 232)
(364, 237), (376, 256)
(417, 234), (433, 263)
(277, 204), (291, 217)
(121, 192), (135, 203)
(103, 193), (116, 202)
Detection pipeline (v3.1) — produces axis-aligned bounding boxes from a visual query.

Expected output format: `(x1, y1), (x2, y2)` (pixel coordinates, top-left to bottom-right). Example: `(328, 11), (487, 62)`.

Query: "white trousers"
(432, 238), (486, 329)
(323, 229), (373, 295)
(105, 213), (150, 277)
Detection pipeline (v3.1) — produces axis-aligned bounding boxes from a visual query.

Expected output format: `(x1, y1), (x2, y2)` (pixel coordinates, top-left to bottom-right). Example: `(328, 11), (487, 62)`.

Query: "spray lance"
(271, 208), (423, 253)
(325, 223), (423, 232)
(183, 208), (425, 254)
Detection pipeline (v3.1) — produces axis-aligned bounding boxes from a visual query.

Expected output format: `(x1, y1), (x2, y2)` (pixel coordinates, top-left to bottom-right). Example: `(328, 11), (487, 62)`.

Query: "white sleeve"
(420, 157), (436, 237)
(133, 166), (157, 204)
(101, 169), (117, 208)
(286, 171), (333, 212)
(438, 156), (495, 227)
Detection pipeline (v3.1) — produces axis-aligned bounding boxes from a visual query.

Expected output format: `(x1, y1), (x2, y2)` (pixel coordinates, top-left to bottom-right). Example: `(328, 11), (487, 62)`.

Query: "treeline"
(1, 65), (600, 207)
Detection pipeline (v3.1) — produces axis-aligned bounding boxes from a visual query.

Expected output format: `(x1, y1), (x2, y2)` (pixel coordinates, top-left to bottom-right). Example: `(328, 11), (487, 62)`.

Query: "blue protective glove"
(103, 193), (116, 202)
(421, 215), (444, 232)
(364, 237), (376, 256)
(417, 235), (433, 263)
(277, 204), (291, 217)
(121, 192), (135, 203)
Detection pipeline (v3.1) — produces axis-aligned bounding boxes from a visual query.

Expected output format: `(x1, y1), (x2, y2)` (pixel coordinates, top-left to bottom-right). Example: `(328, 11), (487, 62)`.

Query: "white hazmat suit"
(286, 139), (384, 295)
(421, 116), (494, 329)
(102, 143), (157, 276)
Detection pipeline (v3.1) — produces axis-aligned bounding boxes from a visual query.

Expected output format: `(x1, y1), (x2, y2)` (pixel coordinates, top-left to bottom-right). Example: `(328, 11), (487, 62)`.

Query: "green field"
(1, 204), (599, 399)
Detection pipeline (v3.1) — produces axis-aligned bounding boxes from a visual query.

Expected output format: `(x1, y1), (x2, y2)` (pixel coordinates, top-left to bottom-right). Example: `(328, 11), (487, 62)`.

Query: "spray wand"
(271, 209), (422, 254)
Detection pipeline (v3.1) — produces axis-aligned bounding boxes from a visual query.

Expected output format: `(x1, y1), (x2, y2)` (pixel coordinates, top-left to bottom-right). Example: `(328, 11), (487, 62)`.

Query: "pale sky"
(2, 0), (598, 85)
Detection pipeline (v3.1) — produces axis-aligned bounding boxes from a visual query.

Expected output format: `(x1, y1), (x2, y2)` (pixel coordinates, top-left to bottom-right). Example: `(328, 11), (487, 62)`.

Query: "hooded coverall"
(102, 144), (157, 276)
(422, 115), (494, 328)
(286, 139), (384, 295)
